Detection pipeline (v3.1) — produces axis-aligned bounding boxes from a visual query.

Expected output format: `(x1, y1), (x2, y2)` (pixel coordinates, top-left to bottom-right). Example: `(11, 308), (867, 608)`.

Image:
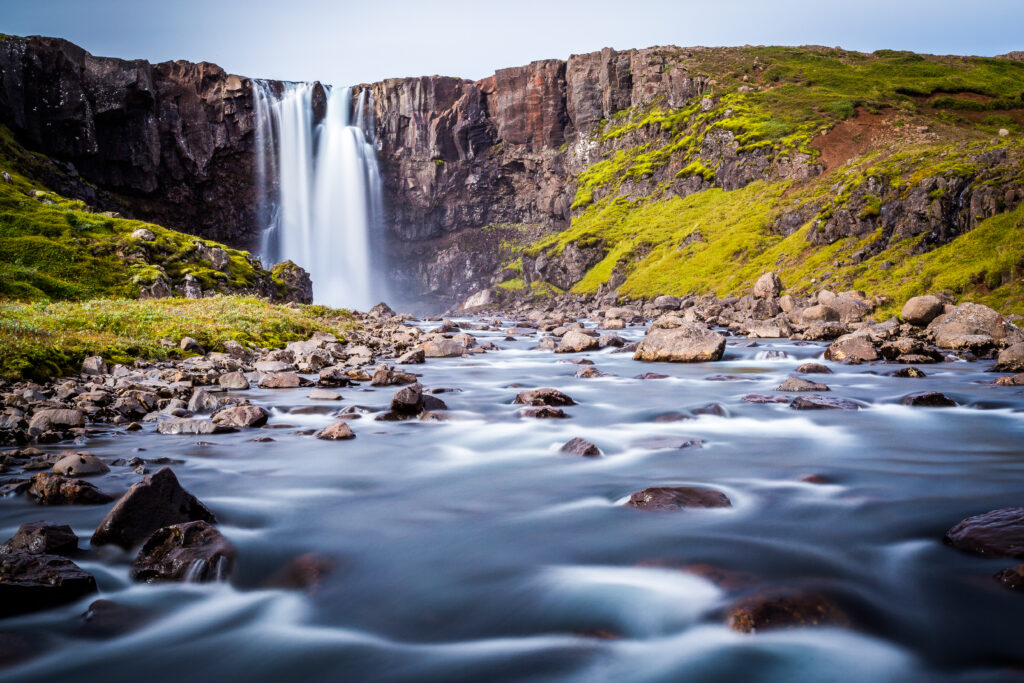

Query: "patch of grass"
(0, 296), (355, 381)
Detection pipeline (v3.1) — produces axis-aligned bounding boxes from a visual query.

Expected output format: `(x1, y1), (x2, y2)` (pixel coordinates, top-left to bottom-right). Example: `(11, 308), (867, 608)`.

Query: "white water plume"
(253, 81), (383, 309)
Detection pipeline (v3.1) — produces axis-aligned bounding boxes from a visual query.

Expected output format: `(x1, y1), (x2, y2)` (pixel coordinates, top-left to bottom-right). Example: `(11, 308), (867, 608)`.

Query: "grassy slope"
(512, 47), (1024, 313)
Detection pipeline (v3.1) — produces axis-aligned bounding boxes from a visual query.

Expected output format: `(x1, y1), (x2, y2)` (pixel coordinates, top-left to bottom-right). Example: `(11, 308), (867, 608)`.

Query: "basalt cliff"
(1, 35), (1023, 312)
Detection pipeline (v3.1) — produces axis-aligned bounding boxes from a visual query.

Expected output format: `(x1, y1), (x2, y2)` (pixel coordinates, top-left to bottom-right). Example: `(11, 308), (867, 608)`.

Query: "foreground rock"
(633, 322), (726, 363)
(995, 342), (1024, 372)
(513, 388), (576, 406)
(211, 405), (269, 428)
(92, 468), (216, 549)
(901, 295), (945, 326)
(944, 507), (1024, 558)
(0, 522), (78, 555)
(560, 438), (601, 457)
(626, 487), (731, 511)
(901, 392), (957, 407)
(727, 588), (851, 633)
(316, 422), (355, 440)
(130, 521), (235, 583)
(28, 473), (114, 505)
(556, 329), (599, 353)
(0, 552), (97, 617)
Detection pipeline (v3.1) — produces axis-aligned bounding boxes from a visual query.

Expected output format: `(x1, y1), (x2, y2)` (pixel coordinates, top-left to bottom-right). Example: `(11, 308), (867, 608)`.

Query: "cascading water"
(253, 81), (384, 309)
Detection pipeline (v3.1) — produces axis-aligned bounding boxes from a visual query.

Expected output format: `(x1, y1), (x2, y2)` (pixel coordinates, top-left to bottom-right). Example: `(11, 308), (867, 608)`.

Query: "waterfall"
(253, 81), (383, 309)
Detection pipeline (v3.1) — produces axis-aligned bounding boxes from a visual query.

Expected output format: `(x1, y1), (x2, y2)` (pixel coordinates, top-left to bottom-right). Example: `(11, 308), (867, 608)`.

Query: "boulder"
(179, 336), (204, 354)
(130, 521), (235, 583)
(391, 382), (424, 415)
(753, 272), (782, 298)
(901, 392), (956, 407)
(28, 408), (85, 435)
(156, 418), (234, 435)
(91, 467), (216, 550)
(776, 376), (829, 392)
(211, 405), (269, 428)
(513, 388), (576, 406)
(130, 228), (156, 241)
(560, 437), (601, 457)
(307, 389), (342, 400)
(824, 336), (879, 363)
(790, 395), (867, 410)
(186, 388), (222, 414)
(217, 371), (250, 390)
(994, 373), (1024, 386)
(397, 349), (425, 364)
(995, 564), (1024, 591)
(258, 373), (303, 389)
(81, 356), (107, 376)
(27, 473), (114, 505)
(556, 329), (600, 353)
(518, 407), (569, 418)
(796, 362), (831, 374)
(254, 360), (293, 373)
(626, 486), (731, 511)
(801, 305), (840, 323)
(928, 302), (1015, 349)
(995, 342), (1024, 372)
(0, 522), (78, 555)
(889, 367), (927, 378)
(370, 364), (417, 386)
(901, 295), (945, 326)
(633, 324), (726, 363)
(419, 340), (466, 358)
(0, 552), (97, 617)
(316, 422), (355, 440)
(53, 453), (109, 476)
(944, 507), (1024, 557)
(727, 589), (850, 633)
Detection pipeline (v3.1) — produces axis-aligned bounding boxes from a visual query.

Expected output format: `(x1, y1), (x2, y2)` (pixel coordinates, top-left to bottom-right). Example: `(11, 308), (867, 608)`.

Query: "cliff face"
(0, 35), (260, 246)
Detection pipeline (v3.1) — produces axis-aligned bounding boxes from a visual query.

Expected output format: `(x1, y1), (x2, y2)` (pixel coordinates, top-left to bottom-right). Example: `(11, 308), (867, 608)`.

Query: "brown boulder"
(0, 552), (97, 617)
(217, 371), (250, 390)
(727, 589), (850, 633)
(316, 421), (356, 440)
(626, 486), (731, 511)
(995, 342), (1024, 372)
(753, 272), (782, 298)
(633, 324), (725, 363)
(130, 521), (235, 583)
(824, 336), (879, 363)
(944, 507), (1024, 557)
(258, 372), (304, 389)
(518, 406), (569, 418)
(391, 382), (424, 415)
(556, 329), (600, 353)
(901, 391), (956, 407)
(0, 522), (78, 555)
(91, 468), (216, 550)
(901, 295), (945, 326)
(27, 473), (114, 505)
(513, 388), (576, 406)
(211, 405), (270, 428)
(560, 437), (601, 457)
(795, 362), (831, 374)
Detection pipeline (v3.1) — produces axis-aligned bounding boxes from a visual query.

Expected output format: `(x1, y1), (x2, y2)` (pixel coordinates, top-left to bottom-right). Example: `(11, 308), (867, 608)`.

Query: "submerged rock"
(901, 392), (957, 407)
(944, 507), (1024, 558)
(513, 388), (576, 407)
(92, 468), (216, 550)
(560, 437), (601, 457)
(518, 406), (569, 419)
(727, 588), (851, 633)
(130, 521), (235, 583)
(626, 486), (731, 511)
(790, 395), (866, 410)
(0, 552), (97, 617)
(994, 564), (1024, 591)
(776, 376), (829, 392)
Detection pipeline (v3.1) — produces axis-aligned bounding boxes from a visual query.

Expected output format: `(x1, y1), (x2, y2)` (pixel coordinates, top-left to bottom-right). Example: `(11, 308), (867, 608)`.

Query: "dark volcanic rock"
(944, 507), (1024, 558)
(0, 522), (78, 556)
(513, 388), (576, 407)
(901, 392), (957, 407)
(92, 467), (216, 549)
(0, 551), (97, 617)
(130, 521), (235, 583)
(727, 588), (851, 633)
(560, 437), (601, 457)
(391, 382), (425, 415)
(626, 486), (731, 511)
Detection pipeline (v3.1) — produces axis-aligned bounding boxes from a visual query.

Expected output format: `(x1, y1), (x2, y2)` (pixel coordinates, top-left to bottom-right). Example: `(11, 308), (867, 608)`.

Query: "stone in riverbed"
(391, 382), (424, 416)
(217, 371), (250, 390)
(888, 367), (927, 378)
(518, 406), (569, 419)
(186, 388), (222, 414)
(28, 408), (85, 436)
(575, 366), (606, 378)
(307, 389), (342, 400)
(901, 295), (945, 326)
(727, 588), (851, 633)
(130, 521), (235, 583)
(419, 340), (466, 358)
(944, 507), (1024, 557)
(994, 342), (1024, 373)
(1, 522), (78, 556)
(53, 453), (109, 476)
(633, 323), (726, 363)
(27, 473), (114, 505)
(556, 329), (599, 353)
(626, 486), (731, 511)
(796, 362), (831, 374)
(396, 349), (425, 364)
(0, 552), (97, 617)
(993, 373), (1024, 386)
(156, 417), (235, 435)
(995, 564), (1024, 591)
(513, 388), (576, 407)
(316, 422), (355, 440)
(901, 392), (956, 407)
(255, 360), (293, 373)
(743, 393), (790, 404)
(776, 376), (829, 392)
(370, 364), (417, 386)
(92, 467), (216, 550)
(790, 395), (866, 410)
(824, 336), (879, 363)
(560, 437), (601, 457)
(211, 405), (269, 428)
(258, 372), (305, 389)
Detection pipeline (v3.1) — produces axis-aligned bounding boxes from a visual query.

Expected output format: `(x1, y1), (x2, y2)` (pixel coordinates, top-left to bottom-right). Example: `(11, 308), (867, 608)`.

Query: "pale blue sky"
(4, 0), (1021, 85)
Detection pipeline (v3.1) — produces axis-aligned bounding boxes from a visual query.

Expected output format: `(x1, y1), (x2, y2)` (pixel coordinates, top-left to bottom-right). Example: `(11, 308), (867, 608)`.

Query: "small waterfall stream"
(253, 81), (383, 309)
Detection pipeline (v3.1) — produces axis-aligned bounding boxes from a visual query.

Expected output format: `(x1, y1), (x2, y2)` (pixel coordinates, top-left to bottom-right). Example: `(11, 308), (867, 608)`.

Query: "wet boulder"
(634, 322), (725, 363)
(556, 330), (600, 353)
(776, 376), (829, 392)
(753, 272), (782, 299)
(790, 395), (867, 410)
(92, 467), (216, 550)
(419, 340), (466, 358)
(391, 382), (424, 416)
(518, 407), (569, 418)
(316, 421), (355, 440)
(796, 362), (831, 374)
(727, 588), (851, 633)
(560, 437), (601, 457)
(889, 367), (927, 378)
(994, 373), (1024, 386)
(994, 342), (1024, 373)
(258, 372), (306, 389)
(0, 552), (97, 617)
(53, 453), (109, 477)
(901, 392), (956, 407)
(901, 295), (945, 326)
(217, 371), (250, 390)
(513, 388), (576, 407)
(944, 507), (1024, 557)
(211, 405), (269, 428)
(156, 417), (235, 435)
(27, 409), (84, 436)
(626, 486), (731, 511)
(0, 522), (78, 555)
(27, 473), (114, 505)
(824, 336), (879, 363)
(130, 521), (235, 583)
(77, 599), (152, 639)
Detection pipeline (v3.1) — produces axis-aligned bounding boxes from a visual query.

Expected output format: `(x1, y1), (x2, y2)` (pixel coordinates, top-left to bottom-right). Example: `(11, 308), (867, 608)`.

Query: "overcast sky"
(4, 0), (1021, 85)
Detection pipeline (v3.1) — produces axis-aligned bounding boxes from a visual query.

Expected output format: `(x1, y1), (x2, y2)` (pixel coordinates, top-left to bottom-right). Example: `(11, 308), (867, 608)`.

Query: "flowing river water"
(2, 318), (1023, 682)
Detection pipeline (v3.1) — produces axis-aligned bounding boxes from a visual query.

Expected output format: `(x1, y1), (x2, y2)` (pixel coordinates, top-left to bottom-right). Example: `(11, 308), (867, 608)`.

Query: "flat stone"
(944, 507), (1024, 558)
(790, 395), (866, 410)
(307, 389), (342, 400)
(626, 486), (731, 511)
(776, 376), (829, 392)
(513, 388), (575, 407)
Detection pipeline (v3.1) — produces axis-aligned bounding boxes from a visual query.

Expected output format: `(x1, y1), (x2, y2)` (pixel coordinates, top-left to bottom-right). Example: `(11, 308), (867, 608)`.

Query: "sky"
(4, 0), (1022, 86)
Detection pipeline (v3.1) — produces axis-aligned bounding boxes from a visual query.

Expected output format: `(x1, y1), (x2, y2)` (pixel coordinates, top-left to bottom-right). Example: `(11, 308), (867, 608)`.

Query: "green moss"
(497, 278), (526, 291)
(0, 295), (355, 381)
